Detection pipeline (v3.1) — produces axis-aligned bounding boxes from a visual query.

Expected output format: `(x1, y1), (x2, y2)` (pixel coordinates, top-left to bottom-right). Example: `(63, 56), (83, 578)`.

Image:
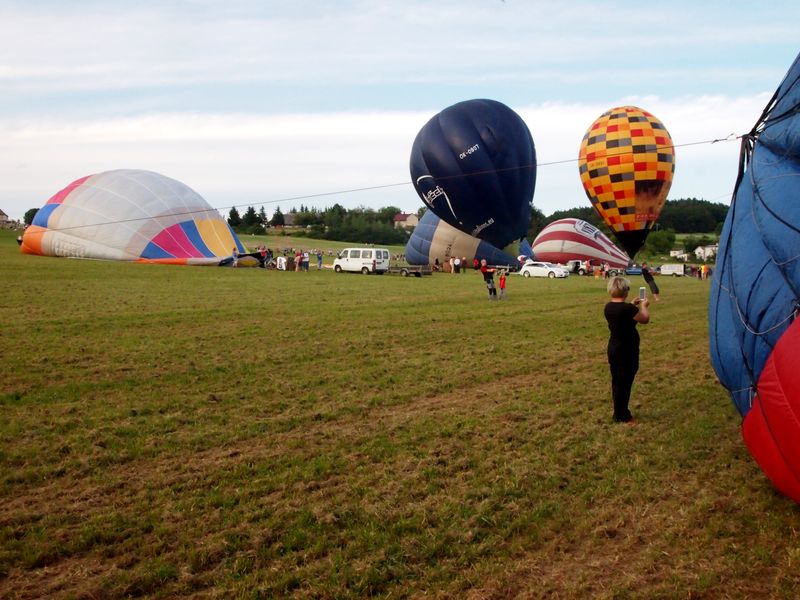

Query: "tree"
(258, 206), (268, 227)
(544, 206), (603, 229)
(527, 204), (547, 241)
(644, 229), (676, 255)
(23, 208), (39, 225)
(270, 207), (285, 227)
(227, 207), (241, 227)
(242, 206), (259, 227)
(377, 206), (402, 225)
(658, 199), (729, 233)
(681, 234), (713, 254)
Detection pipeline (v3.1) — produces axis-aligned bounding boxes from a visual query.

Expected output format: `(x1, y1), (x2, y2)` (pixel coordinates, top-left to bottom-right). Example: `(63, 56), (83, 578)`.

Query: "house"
(0, 208), (20, 230)
(282, 213), (296, 227)
(669, 250), (690, 261)
(393, 213), (419, 229)
(694, 244), (719, 261)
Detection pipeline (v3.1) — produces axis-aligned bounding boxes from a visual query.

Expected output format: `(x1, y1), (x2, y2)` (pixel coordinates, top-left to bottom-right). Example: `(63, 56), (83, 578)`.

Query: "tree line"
(227, 197), (729, 251)
(527, 198), (729, 255)
(227, 204), (412, 245)
(23, 196), (728, 253)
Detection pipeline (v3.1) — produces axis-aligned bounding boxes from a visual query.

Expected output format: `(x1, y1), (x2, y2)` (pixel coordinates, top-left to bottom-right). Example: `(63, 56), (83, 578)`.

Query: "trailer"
(387, 265), (433, 277)
(659, 263), (686, 277)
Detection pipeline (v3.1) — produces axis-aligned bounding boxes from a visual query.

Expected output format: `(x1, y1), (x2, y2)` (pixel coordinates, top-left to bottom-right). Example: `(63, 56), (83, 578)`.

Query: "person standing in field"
(604, 276), (650, 423)
(480, 259), (497, 300)
(498, 269), (507, 300)
(641, 262), (660, 301)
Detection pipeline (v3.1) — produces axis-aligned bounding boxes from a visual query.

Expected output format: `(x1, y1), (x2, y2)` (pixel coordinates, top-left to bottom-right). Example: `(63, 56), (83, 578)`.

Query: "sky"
(1, 1), (799, 222)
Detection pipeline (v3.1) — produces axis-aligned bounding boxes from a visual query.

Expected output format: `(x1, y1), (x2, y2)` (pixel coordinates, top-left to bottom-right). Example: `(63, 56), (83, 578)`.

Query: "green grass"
(0, 229), (798, 599)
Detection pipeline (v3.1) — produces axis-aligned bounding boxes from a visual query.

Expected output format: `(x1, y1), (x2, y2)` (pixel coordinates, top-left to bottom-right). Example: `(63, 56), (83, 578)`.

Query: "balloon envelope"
(21, 169), (244, 265)
(410, 99), (536, 252)
(531, 218), (629, 268)
(578, 106), (675, 258)
(405, 210), (519, 267)
(708, 52), (800, 503)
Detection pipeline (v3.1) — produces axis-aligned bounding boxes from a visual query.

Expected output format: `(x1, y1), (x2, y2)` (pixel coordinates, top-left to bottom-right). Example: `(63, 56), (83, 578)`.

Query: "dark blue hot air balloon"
(709, 51), (800, 503)
(409, 99), (536, 253)
(405, 210), (520, 267)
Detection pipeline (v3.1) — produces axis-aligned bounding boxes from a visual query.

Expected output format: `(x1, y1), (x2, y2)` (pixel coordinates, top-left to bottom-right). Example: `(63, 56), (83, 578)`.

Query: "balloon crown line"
(22, 134), (742, 235)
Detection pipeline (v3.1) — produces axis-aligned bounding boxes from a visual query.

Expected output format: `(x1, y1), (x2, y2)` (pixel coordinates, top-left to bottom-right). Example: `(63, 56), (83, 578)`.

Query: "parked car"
(625, 265), (643, 276)
(566, 259), (623, 277)
(518, 260), (569, 278)
(333, 247), (390, 274)
(565, 259), (599, 275)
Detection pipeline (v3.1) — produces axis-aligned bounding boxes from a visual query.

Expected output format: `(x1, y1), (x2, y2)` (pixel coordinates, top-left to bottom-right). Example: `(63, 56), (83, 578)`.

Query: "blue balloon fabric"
(409, 99), (536, 252)
(709, 52), (800, 416)
(708, 51), (800, 502)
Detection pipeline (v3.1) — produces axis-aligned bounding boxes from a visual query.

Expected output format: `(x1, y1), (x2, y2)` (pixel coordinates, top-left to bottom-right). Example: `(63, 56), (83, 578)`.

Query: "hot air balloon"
(409, 99), (536, 255)
(578, 106), (675, 258)
(531, 218), (629, 268)
(709, 52), (800, 503)
(21, 169), (244, 265)
(405, 210), (519, 267)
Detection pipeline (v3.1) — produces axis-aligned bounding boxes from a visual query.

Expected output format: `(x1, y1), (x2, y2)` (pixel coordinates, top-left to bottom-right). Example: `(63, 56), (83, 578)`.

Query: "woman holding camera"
(604, 276), (650, 423)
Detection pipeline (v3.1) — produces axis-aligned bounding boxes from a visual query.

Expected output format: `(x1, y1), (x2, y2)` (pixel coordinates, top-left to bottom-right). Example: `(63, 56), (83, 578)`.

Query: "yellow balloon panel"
(578, 106), (675, 233)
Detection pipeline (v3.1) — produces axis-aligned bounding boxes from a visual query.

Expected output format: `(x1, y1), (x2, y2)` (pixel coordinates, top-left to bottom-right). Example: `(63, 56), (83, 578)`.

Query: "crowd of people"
(230, 246), (331, 270)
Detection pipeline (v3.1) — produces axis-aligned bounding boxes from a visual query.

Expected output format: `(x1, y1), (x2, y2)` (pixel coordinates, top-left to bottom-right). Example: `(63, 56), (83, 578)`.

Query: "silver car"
(518, 260), (569, 278)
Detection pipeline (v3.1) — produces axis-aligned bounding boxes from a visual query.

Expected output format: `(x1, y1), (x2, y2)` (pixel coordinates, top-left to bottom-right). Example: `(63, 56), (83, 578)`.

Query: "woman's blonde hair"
(607, 276), (630, 298)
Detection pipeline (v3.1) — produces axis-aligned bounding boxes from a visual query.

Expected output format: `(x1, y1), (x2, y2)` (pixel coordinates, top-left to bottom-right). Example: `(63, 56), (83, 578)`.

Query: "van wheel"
(401, 269), (409, 277)
(334, 265), (342, 273)
(578, 268), (586, 275)
(548, 271), (555, 278)
(361, 267), (370, 274)
(523, 271), (531, 278)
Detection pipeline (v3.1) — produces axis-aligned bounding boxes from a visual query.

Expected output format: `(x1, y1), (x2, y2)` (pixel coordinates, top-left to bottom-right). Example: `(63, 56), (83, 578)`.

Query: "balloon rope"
(21, 134), (743, 236)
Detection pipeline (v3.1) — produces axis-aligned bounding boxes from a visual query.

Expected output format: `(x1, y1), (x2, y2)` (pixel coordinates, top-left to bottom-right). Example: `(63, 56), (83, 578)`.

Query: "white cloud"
(0, 94), (769, 220)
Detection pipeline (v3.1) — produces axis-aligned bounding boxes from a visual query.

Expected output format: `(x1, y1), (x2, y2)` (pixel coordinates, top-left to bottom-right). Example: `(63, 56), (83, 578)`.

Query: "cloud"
(0, 93), (770, 220)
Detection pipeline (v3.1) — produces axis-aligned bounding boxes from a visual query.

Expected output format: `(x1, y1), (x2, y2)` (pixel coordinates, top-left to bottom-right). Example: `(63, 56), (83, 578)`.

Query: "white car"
(518, 260), (569, 278)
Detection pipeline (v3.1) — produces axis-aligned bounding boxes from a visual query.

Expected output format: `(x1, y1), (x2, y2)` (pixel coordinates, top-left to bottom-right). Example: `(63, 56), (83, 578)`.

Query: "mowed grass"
(1, 230), (798, 599)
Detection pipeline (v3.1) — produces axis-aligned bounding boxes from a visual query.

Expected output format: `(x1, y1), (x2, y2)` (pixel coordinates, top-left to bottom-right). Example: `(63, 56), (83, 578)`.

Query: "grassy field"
(1, 229), (798, 599)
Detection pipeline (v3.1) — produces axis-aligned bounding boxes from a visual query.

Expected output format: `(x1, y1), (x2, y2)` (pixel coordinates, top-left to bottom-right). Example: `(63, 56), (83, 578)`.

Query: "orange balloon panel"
(578, 106), (675, 236)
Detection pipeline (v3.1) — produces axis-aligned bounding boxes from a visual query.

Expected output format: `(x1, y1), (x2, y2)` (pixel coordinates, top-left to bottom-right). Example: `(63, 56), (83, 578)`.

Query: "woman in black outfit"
(604, 276), (650, 423)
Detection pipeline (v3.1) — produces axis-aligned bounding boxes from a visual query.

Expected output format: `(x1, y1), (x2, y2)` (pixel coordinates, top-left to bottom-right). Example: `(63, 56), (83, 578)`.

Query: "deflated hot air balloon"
(405, 210), (519, 267)
(409, 99), (536, 255)
(21, 169), (244, 265)
(578, 106), (675, 258)
(709, 52), (800, 503)
(531, 218), (629, 268)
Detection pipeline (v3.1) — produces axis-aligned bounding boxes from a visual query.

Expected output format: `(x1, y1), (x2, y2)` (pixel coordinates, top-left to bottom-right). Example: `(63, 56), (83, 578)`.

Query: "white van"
(333, 247), (390, 274)
(659, 263), (686, 277)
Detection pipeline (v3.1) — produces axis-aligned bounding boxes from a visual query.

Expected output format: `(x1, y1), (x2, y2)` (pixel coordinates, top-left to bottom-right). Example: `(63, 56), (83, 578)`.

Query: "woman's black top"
(604, 301), (640, 355)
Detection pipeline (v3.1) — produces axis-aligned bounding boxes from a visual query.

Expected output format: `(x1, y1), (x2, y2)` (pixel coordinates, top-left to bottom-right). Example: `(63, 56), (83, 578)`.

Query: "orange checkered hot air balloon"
(578, 106), (675, 258)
